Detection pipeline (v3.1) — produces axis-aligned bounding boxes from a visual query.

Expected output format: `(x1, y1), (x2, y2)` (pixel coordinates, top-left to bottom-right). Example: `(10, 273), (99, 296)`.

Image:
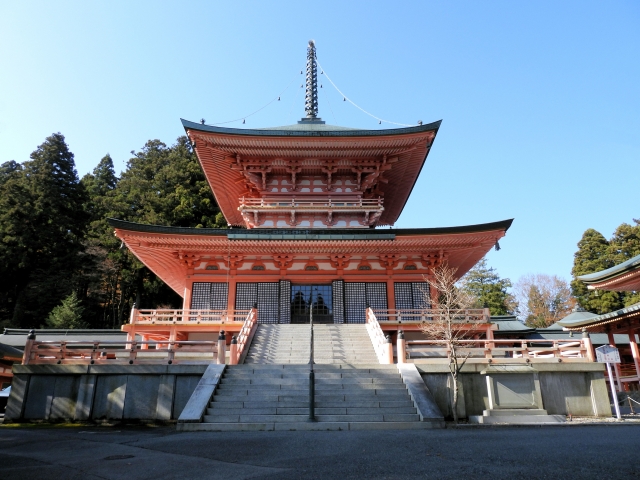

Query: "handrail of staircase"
(309, 303), (315, 421)
(235, 306), (259, 365)
(366, 307), (388, 364)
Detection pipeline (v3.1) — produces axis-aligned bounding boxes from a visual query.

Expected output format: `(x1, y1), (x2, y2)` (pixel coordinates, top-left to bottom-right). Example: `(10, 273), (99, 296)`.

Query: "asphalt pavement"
(1, 424), (639, 479)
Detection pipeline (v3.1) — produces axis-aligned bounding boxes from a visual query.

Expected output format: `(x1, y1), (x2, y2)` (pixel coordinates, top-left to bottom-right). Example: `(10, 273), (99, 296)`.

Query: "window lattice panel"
(394, 282), (431, 310)
(344, 283), (367, 324)
(332, 280), (345, 324)
(190, 282), (229, 320)
(235, 282), (281, 324)
(258, 283), (280, 324)
(366, 283), (388, 312)
(235, 283), (258, 311)
(279, 280), (291, 324)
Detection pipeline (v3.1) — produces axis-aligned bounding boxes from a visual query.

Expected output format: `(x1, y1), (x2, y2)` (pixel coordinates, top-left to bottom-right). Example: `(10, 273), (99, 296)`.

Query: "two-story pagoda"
(111, 41), (512, 344)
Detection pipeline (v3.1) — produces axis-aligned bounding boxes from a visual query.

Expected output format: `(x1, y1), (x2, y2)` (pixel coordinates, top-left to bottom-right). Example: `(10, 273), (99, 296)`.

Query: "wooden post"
(628, 327), (640, 386)
(385, 335), (393, 364)
(582, 329), (596, 362)
(22, 330), (36, 365)
(386, 278), (395, 314)
(229, 335), (238, 365)
(397, 330), (406, 364)
(217, 330), (226, 364)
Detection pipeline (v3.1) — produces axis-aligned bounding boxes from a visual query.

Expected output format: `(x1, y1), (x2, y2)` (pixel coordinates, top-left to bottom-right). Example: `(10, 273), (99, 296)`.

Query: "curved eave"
(558, 302), (640, 331)
(181, 119), (441, 137)
(577, 253), (640, 290)
(107, 218), (512, 238)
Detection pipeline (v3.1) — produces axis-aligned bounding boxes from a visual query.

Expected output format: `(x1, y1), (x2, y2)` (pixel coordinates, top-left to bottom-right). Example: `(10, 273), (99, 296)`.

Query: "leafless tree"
(420, 264), (475, 424)
(513, 274), (575, 328)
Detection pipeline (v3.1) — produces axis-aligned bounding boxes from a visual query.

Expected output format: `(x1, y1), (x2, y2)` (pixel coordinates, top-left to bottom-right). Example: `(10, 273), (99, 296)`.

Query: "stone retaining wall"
(417, 362), (612, 419)
(4, 365), (207, 423)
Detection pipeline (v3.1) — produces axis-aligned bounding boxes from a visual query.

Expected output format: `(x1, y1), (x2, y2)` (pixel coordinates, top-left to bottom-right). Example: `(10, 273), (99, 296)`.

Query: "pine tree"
(46, 291), (87, 329)
(461, 258), (514, 315)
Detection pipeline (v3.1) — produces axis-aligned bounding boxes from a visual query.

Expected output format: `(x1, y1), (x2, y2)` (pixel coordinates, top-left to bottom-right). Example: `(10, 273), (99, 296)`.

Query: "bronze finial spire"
(304, 40), (319, 119)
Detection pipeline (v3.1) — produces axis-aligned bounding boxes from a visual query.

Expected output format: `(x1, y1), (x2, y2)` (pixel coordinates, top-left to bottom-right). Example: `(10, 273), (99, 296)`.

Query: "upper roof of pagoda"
(182, 119), (441, 228)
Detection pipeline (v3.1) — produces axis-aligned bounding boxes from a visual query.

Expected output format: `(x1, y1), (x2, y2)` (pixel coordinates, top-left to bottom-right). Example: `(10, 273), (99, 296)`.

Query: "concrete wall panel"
(173, 375), (202, 419)
(123, 375), (161, 420)
(4, 374), (29, 422)
(539, 372), (605, 416)
(92, 375), (127, 420)
(460, 374), (489, 415)
(421, 374), (451, 418)
(49, 376), (81, 420)
(23, 375), (55, 420)
(74, 375), (97, 421)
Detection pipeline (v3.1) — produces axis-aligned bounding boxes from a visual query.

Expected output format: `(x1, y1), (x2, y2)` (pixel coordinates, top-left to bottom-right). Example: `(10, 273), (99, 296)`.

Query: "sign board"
(595, 345), (621, 364)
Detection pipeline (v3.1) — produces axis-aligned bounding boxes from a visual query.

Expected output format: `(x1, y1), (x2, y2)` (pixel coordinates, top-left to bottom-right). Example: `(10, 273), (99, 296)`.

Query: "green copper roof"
(577, 253), (640, 284)
(490, 315), (535, 333)
(181, 118), (441, 137)
(107, 218), (513, 240)
(558, 302), (640, 329)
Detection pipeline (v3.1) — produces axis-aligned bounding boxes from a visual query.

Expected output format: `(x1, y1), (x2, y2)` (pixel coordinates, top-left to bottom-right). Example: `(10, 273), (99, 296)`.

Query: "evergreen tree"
(0, 133), (88, 328)
(461, 258), (514, 315)
(609, 220), (640, 306)
(571, 228), (622, 314)
(46, 291), (87, 329)
(78, 137), (226, 328)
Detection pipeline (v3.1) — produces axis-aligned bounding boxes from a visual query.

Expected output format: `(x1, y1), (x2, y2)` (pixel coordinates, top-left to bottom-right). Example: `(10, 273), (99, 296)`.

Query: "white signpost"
(596, 345), (622, 419)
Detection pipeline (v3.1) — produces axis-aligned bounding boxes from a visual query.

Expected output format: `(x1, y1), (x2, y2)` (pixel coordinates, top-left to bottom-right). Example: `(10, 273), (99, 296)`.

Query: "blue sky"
(1, 1), (638, 285)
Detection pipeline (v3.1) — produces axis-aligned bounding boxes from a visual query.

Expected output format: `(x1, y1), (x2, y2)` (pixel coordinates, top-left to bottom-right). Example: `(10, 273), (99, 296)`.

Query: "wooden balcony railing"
(238, 197), (384, 211)
(403, 339), (591, 363)
(619, 363), (639, 378)
(130, 309), (250, 325)
(22, 340), (219, 365)
(373, 308), (491, 323)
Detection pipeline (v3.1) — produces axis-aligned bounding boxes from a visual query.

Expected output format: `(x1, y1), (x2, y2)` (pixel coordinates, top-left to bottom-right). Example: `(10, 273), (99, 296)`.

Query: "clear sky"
(1, 1), (638, 285)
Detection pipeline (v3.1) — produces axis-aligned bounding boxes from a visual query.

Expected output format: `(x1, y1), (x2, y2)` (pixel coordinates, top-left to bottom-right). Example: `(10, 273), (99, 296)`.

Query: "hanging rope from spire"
(316, 59), (414, 127)
(305, 40), (319, 118)
(207, 74), (300, 126)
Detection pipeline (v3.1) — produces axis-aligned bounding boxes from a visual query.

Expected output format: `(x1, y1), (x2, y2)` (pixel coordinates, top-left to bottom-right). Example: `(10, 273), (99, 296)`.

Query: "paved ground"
(1, 424), (640, 479)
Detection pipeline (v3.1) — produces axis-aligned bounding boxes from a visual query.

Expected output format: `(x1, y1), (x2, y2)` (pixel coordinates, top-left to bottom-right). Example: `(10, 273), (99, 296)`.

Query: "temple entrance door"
(290, 285), (333, 324)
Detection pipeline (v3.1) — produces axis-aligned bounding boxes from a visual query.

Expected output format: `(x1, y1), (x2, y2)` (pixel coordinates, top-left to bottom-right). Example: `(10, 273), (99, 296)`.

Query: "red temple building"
(110, 41), (512, 345)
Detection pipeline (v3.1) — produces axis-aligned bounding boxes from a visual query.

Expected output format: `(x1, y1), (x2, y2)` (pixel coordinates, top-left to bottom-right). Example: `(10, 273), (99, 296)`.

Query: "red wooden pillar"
(386, 277), (395, 312)
(227, 277), (237, 321)
(182, 280), (193, 311)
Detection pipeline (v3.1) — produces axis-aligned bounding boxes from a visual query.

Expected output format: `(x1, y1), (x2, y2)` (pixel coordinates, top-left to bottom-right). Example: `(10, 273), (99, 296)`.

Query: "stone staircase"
(200, 364), (440, 430)
(244, 324), (379, 364)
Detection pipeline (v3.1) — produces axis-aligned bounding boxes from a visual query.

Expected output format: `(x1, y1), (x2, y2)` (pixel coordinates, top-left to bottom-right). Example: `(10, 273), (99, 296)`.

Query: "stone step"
(209, 399), (415, 409)
(203, 413), (421, 423)
(469, 414), (566, 424)
(178, 421), (442, 432)
(211, 393), (411, 403)
(207, 406), (418, 415)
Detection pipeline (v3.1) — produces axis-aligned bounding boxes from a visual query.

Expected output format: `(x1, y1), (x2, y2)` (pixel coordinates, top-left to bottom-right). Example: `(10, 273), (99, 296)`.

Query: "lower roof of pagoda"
(576, 253), (640, 292)
(109, 218), (512, 296)
(182, 119), (440, 227)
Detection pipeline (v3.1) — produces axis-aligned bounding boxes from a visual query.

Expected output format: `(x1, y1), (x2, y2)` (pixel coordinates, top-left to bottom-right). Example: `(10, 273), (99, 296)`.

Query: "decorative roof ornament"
(305, 40), (318, 118)
(299, 40), (324, 124)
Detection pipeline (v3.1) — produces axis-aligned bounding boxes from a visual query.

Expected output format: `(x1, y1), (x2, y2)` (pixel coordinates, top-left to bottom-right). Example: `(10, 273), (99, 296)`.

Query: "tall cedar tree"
(0, 133), (88, 328)
(571, 221), (640, 313)
(461, 258), (513, 315)
(80, 137), (225, 327)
